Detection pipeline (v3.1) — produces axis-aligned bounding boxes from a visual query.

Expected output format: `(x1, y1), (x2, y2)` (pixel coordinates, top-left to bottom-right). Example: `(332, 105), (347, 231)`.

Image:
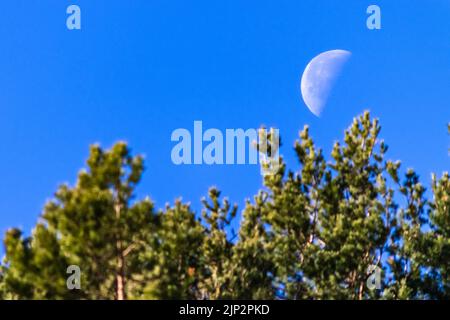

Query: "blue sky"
(0, 0), (449, 239)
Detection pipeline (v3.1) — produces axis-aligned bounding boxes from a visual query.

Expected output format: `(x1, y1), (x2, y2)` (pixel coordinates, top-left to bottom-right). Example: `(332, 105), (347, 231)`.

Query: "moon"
(300, 49), (351, 117)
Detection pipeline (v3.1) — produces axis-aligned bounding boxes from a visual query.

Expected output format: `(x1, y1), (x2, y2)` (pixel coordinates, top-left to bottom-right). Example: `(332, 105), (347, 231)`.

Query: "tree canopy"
(1, 112), (449, 300)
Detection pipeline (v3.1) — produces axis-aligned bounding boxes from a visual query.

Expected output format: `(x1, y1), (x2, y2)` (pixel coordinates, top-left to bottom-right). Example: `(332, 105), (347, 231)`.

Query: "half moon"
(300, 49), (351, 117)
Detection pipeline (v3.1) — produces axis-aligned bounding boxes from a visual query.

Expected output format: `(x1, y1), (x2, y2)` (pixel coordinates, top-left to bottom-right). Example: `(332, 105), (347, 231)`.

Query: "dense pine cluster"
(1, 112), (448, 299)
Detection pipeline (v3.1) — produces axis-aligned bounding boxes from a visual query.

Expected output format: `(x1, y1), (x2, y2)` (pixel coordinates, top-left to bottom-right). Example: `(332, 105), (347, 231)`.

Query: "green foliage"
(145, 200), (204, 299)
(259, 112), (398, 299)
(225, 194), (275, 299)
(1, 113), (449, 300)
(2, 142), (159, 299)
(196, 188), (237, 299)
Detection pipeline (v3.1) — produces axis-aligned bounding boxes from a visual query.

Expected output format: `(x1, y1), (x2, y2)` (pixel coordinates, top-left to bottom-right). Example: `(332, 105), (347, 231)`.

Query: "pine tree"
(1, 113), (449, 300)
(384, 124), (449, 299)
(1, 227), (73, 299)
(226, 194), (275, 299)
(421, 124), (450, 298)
(147, 200), (204, 299)
(428, 172), (450, 298)
(2, 142), (158, 299)
(196, 188), (237, 299)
